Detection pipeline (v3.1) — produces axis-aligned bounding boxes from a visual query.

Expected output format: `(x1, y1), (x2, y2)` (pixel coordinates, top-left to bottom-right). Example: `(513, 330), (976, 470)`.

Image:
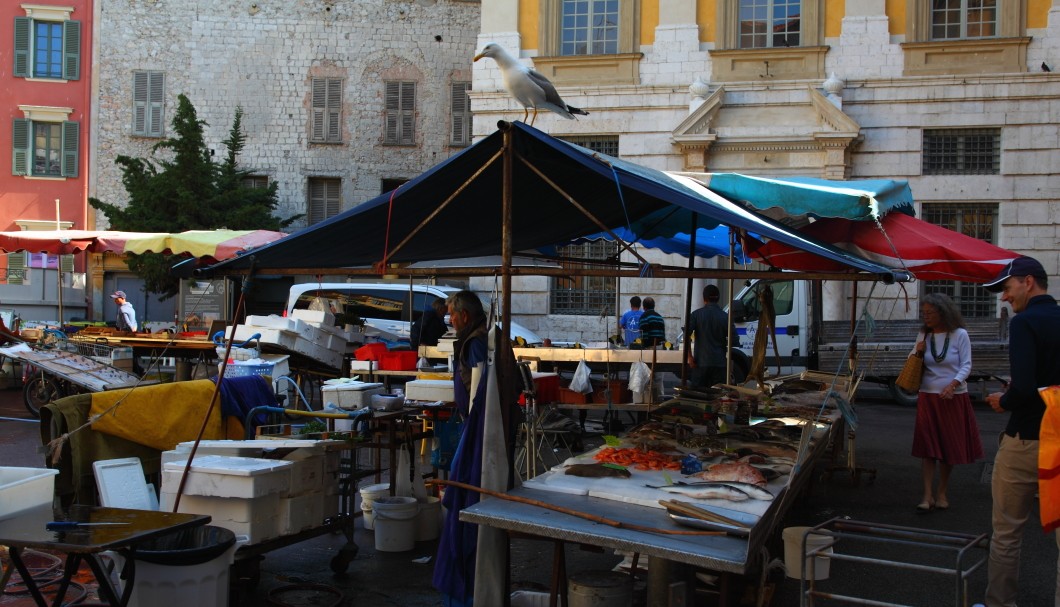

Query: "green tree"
(90, 94), (297, 299)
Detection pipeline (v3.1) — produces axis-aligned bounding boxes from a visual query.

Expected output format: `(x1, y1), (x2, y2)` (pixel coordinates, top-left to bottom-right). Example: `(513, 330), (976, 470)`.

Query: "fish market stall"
(460, 385), (846, 606)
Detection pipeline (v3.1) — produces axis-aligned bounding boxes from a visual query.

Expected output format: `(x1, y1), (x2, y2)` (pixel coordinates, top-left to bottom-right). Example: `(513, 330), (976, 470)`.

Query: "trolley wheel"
(330, 544), (358, 574)
(23, 375), (63, 418)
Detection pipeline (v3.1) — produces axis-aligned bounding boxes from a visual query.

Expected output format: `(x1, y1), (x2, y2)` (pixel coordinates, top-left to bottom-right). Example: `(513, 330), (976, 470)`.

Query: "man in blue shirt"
(619, 296), (642, 346)
(983, 256), (1060, 607)
(688, 284), (736, 388)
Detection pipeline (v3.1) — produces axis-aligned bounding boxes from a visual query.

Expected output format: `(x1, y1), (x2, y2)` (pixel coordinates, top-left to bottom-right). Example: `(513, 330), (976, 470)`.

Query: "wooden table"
(0, 504), (209, 607)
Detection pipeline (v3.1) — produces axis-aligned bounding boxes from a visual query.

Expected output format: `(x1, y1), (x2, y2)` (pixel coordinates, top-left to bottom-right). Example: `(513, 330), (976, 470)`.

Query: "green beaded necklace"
(929, 332), (950, 363)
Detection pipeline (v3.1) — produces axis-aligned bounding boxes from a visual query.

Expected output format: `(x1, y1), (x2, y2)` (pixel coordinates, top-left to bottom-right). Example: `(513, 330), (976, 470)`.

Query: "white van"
(285, 282), (545, 345)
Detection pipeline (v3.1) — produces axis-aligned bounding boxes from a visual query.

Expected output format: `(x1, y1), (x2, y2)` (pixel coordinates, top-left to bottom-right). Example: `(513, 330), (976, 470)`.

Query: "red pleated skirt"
(911, 392), (985, 465)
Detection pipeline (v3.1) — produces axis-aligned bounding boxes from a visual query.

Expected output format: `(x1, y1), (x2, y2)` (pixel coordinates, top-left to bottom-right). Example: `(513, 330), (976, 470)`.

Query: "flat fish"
(564, 463), (631, 479)
(648, 483), (750, 501)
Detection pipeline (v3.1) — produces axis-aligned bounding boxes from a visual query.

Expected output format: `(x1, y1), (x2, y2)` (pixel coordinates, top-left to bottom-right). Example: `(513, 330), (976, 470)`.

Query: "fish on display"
(685, 481), (774, 501)
(693, 462), (767, 487)
(564, 463), (631, 478)
(647, 483), (751, 501)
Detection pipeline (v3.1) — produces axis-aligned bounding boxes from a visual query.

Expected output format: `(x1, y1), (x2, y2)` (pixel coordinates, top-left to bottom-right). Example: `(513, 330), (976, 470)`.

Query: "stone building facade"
(90, 0), (480, 230)
(469, 0), (1060, 345)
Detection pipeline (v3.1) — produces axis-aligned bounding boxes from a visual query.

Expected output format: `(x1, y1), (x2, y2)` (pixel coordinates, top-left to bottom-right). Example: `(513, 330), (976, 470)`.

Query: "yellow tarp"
(90, 380), (242, 451)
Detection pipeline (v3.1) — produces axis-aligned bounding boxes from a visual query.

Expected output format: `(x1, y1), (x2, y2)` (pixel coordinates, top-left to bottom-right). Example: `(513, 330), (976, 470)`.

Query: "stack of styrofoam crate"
(290, 309), (346, 369)
(227, 315), (299, 351)
(163, 440), (342, 536)
(161, 455), (293, 543)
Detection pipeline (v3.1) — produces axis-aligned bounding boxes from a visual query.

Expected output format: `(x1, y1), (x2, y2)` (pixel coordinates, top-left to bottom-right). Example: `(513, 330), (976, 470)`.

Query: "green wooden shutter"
(311, 78), (326, 142)
(62, 20), (80, 80)
(400, 82), (415, 145)
(148, 72), (165, 136)
(7, 253), (25, 286)
(385, 81), (399, 144)
(13, 17), (31, 77)
(133, 72), (148, 135)
(61, 121), (79, 177)
(326, 179), (341, 217)
(12, 118), (30, 176)
(60, 255), (74, 273)
(326, 78), (342, 142)
(450, 82), (470, 146)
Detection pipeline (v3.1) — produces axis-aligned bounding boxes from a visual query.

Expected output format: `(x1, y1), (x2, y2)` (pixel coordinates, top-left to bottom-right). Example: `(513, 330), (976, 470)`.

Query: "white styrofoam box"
(0, 467), (58, 520)
(324, 450), (341, 475)
(317, 322), (345, 338)
(292, 319), (322, 341)
(162, 455), (293, 499)
(260, 354), (291, 383)
(294, 336), (317, 357)
(349, 360), (375, 372)
(405, 379), (455, 402)
(292, 308), (335, 327)
(322, 382), (385, 410)
(279, 491), (325, 534)
(437, 338), (456, 353)
(284, 451), (325, 496)
(246, 315), (298, 331)
(326, 333), (348, 351)
(322, 492), (341, 520)
(227, 325), (298, 350)
(161, 492), (279, 543)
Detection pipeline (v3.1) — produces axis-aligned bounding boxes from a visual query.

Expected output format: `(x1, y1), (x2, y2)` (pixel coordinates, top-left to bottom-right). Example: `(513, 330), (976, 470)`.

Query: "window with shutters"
(3, 253), (26, 286)
(244, 175), (269, 189)
(13, 8), (80, 81)
(921, 203), (999, 318)
(12, 114), (79, 179)
(307, 178), (342, 225)
(902, 1), (1025, 76)
(549, 241), (619, 315)
(384, 81), (416, 146)
(450, 82), (471, 147)
(311, 78), (343, 143)
(132, 71), (166, 137)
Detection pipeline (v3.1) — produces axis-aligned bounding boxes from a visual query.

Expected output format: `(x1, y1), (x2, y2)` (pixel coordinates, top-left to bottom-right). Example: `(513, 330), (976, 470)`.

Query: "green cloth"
(40, 394), (161, 507)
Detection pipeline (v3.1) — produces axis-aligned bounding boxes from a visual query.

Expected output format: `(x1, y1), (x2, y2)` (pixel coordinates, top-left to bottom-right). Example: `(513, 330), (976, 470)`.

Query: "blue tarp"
(202, 123), (909, 282)
(696, 173), (916, 220)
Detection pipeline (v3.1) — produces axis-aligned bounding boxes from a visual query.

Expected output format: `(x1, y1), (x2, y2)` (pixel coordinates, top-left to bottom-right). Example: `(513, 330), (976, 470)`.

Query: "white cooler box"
(405, 379), (455, 402)
(321, 381), (385, 410)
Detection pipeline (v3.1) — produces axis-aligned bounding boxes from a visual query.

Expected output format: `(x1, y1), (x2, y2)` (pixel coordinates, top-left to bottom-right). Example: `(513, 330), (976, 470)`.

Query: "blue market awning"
(691, 173), (916, 220)
(202, 122), (909, 282)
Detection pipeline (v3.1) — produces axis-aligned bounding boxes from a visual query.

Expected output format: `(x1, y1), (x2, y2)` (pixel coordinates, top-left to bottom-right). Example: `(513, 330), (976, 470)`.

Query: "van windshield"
(292, 288), (445, 325)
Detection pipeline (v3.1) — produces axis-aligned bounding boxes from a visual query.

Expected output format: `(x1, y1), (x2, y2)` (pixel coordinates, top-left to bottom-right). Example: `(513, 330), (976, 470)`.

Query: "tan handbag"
(895, 332), (926, 392)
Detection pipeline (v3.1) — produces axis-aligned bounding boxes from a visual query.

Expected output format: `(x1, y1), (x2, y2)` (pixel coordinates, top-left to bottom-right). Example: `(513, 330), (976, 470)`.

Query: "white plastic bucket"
(373, 496), (419, 552)
(783, 526), (834, 580)
(359, 483), (390, 531)
(415, 496), (441, 541)
(125, 526), (239, 607)
(567, 570), (633, 607)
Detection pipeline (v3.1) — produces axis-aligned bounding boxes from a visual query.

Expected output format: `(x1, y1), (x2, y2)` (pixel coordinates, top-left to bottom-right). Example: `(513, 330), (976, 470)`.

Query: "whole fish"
(646, 483), (750, 501)
(690, 481), (774, 501)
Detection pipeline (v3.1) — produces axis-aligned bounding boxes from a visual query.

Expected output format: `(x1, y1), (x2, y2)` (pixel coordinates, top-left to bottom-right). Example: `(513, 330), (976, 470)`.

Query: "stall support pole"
(647, 556), (696, 607)
(680, 216), (698, 386)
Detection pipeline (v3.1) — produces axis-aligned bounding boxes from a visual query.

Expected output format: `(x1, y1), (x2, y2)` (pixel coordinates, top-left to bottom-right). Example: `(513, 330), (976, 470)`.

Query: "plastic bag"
(628, 360), (651, 394)
(570, 360), (593, 394)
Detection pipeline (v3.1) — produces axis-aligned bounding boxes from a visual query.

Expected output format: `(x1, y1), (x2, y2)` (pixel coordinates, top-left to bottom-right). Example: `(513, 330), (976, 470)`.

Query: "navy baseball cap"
(984, 256), (1047, 292)
(110, 290), (127, 299)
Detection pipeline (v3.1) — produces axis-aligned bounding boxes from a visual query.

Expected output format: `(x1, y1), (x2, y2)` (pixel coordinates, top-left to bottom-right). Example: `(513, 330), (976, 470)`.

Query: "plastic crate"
(222, 362), (275, 378)
(0, 467), (58, 520)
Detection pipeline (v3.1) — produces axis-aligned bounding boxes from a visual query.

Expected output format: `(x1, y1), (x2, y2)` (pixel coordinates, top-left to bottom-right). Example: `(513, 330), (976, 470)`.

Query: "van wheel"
(888, 380), (919, 407)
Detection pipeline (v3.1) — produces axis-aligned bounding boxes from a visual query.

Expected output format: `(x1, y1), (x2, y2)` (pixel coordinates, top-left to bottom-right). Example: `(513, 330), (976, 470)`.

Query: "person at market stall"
(619, 295), (643, 346)
(433, 290), (521, 606)
(410, 297), (448, 351)
(110, 291), (138, 332)
(910, 292), (983, 514)
(0, 311), (20, 344)
(982, 256), (1060, 607)
(687, 284), (736, 388)
(638, 297), (666, 347)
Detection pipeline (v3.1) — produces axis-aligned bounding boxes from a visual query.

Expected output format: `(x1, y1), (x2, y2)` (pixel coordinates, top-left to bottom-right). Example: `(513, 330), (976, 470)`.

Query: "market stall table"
(460, 410), (840, 607)
(0, 504), (209, 607)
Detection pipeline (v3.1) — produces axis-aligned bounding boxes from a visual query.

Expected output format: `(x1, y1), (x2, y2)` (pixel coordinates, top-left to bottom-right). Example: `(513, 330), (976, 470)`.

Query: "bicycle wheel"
(23, 374), (63, 418)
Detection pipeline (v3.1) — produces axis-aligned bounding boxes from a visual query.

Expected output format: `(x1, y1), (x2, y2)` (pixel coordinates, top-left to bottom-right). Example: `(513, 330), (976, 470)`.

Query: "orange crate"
(558, 387), (591, 405)
(592, 380), (632, 404)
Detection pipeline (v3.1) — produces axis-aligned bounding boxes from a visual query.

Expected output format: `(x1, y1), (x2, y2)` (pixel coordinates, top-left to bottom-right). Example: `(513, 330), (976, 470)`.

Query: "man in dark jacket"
(983, 256), (1060, 606)
(687, 284), (736, 388)
(410, 298), (448, 350)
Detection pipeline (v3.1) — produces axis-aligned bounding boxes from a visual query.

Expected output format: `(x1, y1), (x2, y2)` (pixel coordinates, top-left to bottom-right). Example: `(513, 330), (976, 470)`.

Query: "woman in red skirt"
(912, 292), (984, 512)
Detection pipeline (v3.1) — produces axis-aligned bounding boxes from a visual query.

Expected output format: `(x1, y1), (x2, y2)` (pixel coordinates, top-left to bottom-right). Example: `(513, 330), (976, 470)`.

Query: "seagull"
(473, 42), (589, 127)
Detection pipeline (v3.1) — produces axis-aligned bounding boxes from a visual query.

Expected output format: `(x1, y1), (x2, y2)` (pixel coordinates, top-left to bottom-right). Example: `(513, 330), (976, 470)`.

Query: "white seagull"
(473, 42), (589, 127)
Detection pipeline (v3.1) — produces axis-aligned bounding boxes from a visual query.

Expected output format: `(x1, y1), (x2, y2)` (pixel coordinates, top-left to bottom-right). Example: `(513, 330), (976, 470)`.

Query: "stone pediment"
(671, 84), (862, 179)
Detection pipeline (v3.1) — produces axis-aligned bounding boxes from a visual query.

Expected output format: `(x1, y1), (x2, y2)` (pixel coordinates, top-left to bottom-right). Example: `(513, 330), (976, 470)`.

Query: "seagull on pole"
(473, 42), (589, 127)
